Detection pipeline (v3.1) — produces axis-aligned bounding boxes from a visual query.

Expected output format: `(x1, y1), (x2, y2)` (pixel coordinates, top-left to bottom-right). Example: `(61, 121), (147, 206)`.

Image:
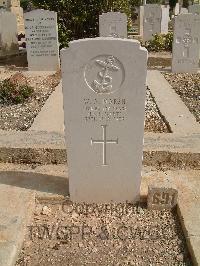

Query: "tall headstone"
(99, 12), (127, 38)
(139, 6), (144, 36)
(174, 3), (180, 15)
(172, 14), (200, 73)
(10, 0), (24, 33)
(61, 38), (148, 203)
(189, 4), (200, 15)
(0, 10), (18, 57)
(143, 4), (169, 41)
(24, 9), (60, 71)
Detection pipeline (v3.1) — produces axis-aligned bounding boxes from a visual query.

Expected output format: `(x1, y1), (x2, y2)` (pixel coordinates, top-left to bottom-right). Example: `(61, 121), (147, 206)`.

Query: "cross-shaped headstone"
(91, 125), (118, 166)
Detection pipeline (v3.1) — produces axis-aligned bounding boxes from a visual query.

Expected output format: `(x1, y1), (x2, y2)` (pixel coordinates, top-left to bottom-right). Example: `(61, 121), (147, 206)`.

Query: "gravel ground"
(0, 70), (61, 130)
(16, 200), (192, 266)
(0, 68), (169, 132)
(145, 87), (169, 133)
(163, 72), (200, 123)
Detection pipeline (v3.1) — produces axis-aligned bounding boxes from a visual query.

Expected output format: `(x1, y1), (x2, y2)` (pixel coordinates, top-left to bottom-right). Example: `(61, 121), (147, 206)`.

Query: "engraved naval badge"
(84, 55), (124, 94)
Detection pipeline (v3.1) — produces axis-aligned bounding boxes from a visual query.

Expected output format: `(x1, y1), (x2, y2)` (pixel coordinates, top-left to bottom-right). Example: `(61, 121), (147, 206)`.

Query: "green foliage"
(144, 0), (163, 4)
(182, 0), (189, 8)
(164, 32), (173, 51)
(145, 32), (174, 52)
(0, 80), (34, 105)
(20, 0), (29, 10)
(31, 0), (131, 48)
(169, 0), (177, 10)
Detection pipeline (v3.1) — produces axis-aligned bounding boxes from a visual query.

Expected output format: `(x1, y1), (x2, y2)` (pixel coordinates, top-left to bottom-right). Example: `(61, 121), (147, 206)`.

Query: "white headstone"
(174, 3), (180, 15)
(139, 6), (144, 36)
(143, 4), (169, 41)
(0, 10), (18, 56)
(172, 14), (200, 73)
(99, 12), (127, 38)
(189, 4), (200, 15)
(24, 9), (60, 71)
(61, 38), (148, 203)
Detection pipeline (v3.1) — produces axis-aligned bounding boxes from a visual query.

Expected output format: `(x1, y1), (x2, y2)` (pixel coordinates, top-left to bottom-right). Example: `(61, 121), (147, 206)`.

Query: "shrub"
(31, 0), (131, 48)
(145, 32), (173, 52)
(164, 32), (173, 51)
(0, 79), (34, 105)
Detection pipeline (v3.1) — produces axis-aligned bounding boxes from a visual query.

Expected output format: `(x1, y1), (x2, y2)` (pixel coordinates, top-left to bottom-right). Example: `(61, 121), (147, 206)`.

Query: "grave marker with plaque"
(24, 9), (60, 71)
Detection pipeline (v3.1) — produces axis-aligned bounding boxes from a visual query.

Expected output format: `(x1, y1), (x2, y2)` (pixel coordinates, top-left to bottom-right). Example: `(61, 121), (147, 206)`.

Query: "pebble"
(41, 206), (51, 215)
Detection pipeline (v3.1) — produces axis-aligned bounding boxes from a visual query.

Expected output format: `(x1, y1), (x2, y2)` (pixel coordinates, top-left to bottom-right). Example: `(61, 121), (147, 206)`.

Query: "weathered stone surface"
(147, 186), (178, 210)
(0, 10), (19, 57)
(143, 4), (169, 41)
(174, 3), (180, 15)
(61, 38), (147, 203)
(189, 4), (200, 15)
(180, 7), (188, 14)
(99, 12), (127, 38)
(139, 6), (144, 36)
(24, 9), (60, 71)
(172, 14), (200, 73)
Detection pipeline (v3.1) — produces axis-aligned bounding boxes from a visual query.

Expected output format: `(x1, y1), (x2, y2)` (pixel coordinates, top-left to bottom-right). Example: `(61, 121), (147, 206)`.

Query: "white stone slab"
(24, 9), (60, 71)
(0, 10), (18, 56)
(61, 38), (148, 203)
(139, 6), (144, 36)
(174, 3), (180, 15)
(99, 12), (127, 38)
(172, 14), (200, 73)
(143, 4), (169, 41)
(189, 4), (200, 15)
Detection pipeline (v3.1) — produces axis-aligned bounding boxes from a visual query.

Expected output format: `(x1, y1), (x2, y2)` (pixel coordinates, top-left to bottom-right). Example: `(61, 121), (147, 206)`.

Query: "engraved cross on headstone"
(91, 125), (118, 166)
(176, 29), (198, 58)
(109, 23), (119, 37)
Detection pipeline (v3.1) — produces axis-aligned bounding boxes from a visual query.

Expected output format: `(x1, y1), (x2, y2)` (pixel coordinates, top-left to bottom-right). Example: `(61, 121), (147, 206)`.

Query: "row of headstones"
(139, 3), (200, 41)
(23, 8), (200, 73)
(174, 3), (200, 16)
(0, 7), (199, 73)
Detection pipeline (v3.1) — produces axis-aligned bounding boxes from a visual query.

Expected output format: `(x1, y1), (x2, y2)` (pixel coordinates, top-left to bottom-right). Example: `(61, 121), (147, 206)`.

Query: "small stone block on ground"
(147, 186), (178, 210)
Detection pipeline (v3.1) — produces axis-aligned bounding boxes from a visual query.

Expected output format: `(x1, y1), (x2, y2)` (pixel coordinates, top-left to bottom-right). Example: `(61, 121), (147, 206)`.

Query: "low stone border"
(0, 130), (199, 169)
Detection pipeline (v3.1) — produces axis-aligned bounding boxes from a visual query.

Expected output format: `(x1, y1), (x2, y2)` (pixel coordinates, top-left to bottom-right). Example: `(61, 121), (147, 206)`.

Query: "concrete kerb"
(147, 70), (200, 134)
(0, 130), (199, 169)
(0, 182), (35, 266)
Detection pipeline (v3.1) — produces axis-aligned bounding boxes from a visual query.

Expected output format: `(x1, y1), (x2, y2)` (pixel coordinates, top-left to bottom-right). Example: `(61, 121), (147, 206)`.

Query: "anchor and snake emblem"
(93, 56), (120, 93)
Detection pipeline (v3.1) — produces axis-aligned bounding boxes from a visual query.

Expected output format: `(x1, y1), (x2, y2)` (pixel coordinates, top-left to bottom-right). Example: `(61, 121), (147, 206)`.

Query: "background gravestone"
(139, 6), (144, 36)
(174, 3), (180, 15)
(99, 12), (127, 38)
(189, 4), (200, 15)
(10, 0), (24, 34)
(24, 9), (60, 71)
(61, 38), (148, 203)
(143, 4), (169, 41)
(0, 10), (18, 57)
(172, 14), (200, 73)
